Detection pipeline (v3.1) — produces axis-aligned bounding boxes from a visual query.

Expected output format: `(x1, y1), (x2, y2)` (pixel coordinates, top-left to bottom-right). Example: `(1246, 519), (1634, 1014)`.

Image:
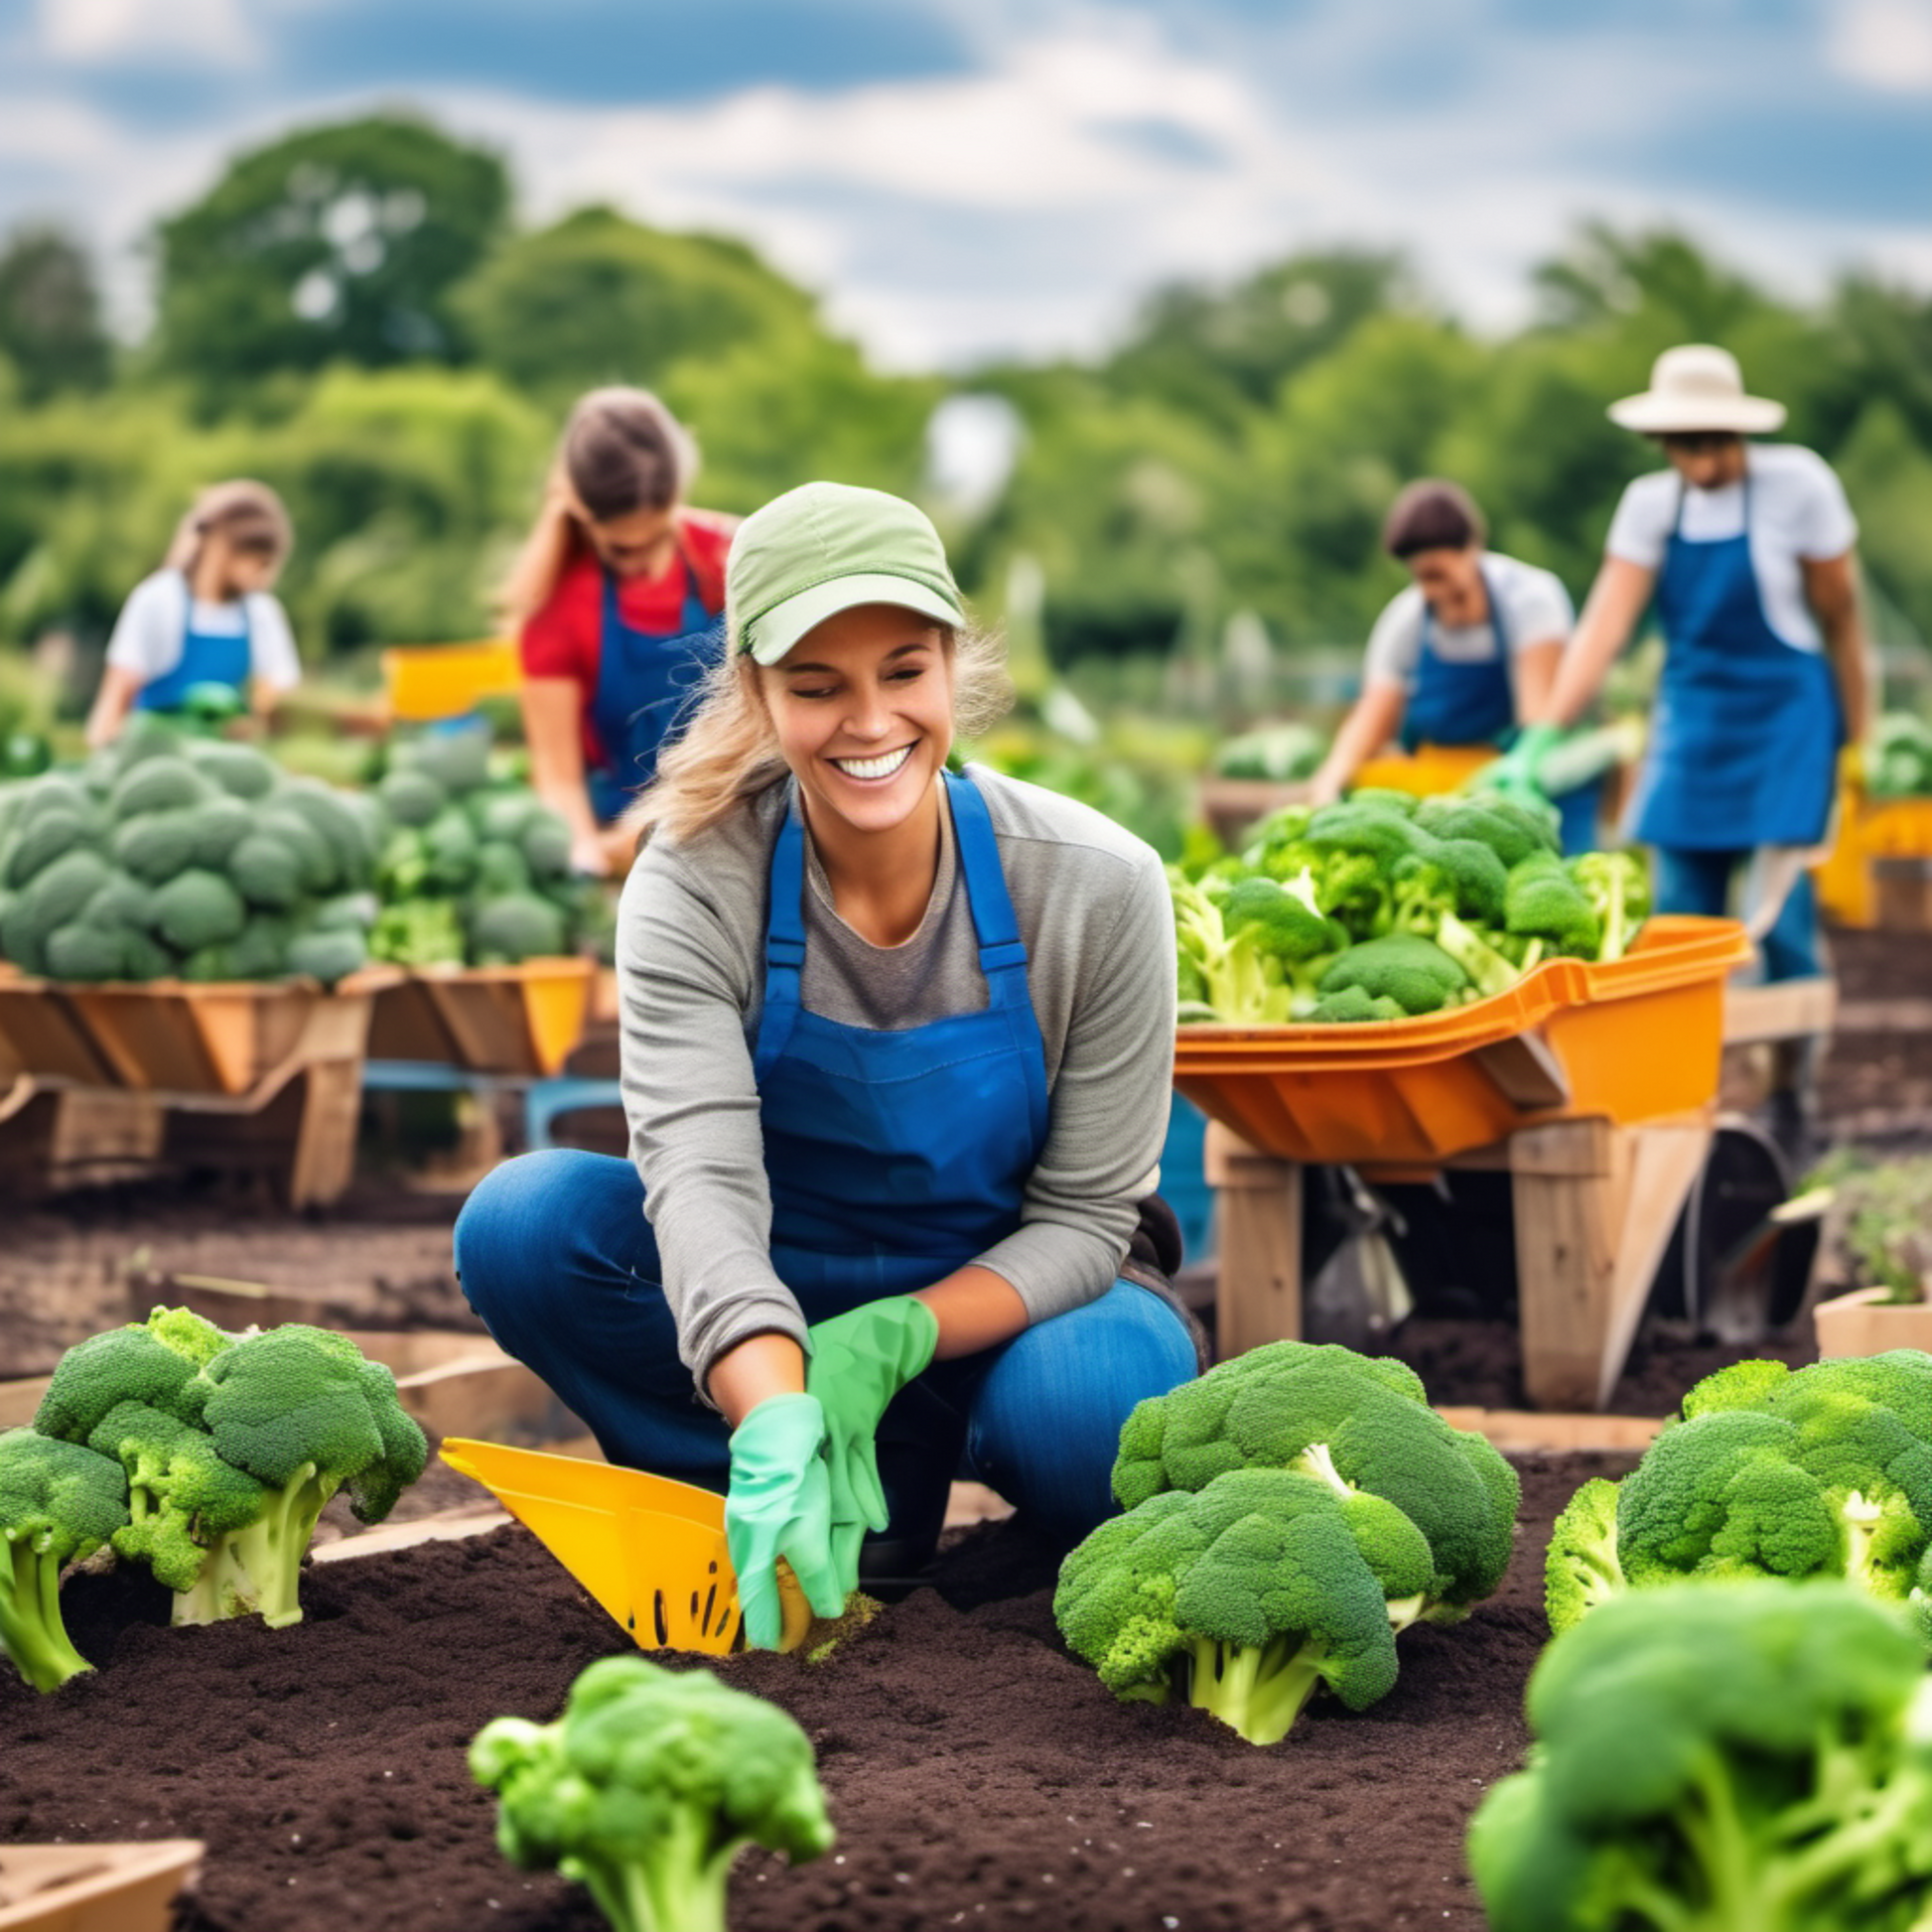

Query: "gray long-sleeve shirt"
(616, 763), (1177, 1391)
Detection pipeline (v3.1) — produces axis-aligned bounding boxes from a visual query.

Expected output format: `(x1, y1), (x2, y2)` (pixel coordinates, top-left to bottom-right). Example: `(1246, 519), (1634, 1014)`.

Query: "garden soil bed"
(0, 1451), (1633, 1932)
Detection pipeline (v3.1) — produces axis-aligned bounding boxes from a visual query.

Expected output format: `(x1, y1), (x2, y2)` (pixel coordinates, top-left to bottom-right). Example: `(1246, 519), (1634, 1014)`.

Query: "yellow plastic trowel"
(440, 1439), (812, 1655)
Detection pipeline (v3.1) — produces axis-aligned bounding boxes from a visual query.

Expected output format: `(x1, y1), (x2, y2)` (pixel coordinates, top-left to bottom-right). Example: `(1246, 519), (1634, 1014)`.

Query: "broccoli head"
(195, 1324), (429, 1625)
(0, 1429), (129, 1691)
(472, 1654), (835, 1932)
(1469, 1581), (1932, 1932)
(1112, 1340), (1519, 1613)
(1416, 791), (1560, 867)
(1504, 851), (1601, 959)
(35, 1305), (232, 1443)
(1055, 1466), (1434, 1744)
(1568, 850), (1651, 963)
(1316, 932), (1469, 1016)
(1544, 1477), (1624, 1637)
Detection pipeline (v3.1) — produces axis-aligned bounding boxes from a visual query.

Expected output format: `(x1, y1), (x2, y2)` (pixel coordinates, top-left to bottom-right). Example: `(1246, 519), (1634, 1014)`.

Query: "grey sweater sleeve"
(616, 828), (808, 1388)
(971, 835), (1175, 1319)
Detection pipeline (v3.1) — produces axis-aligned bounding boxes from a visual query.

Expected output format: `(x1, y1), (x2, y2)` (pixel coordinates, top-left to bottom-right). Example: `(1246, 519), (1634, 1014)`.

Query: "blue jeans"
(453, 1149), (1199, 1540)
(1652, 847), (1824, 983)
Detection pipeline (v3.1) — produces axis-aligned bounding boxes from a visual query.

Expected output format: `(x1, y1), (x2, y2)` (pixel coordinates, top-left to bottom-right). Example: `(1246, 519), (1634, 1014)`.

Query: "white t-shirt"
(104, 569), (302, 692)
(1604, 444), (1858, 654)
(1363, 551), (1573, 693)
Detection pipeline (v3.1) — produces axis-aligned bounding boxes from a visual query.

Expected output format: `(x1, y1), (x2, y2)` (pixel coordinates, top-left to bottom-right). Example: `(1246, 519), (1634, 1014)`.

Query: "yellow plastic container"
(440, 1438), (811, 1654)
(379, 639), (520, 724)
(1813, 782), (1932, 928)
(1351, 744), (1495, 797)
(1173, 914), (1752, 1167)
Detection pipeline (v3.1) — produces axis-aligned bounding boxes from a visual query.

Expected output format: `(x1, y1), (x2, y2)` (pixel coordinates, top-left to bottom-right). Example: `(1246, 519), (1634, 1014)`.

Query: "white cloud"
(1827, 0), (1932, 91)
(35, 0), (260, 67)
(0, 2), (1927, 370)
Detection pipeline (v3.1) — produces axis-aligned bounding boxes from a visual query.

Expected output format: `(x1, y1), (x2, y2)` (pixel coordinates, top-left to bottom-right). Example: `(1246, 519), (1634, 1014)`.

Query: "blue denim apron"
(1631, 478), (1842, 850)
(136, 592), (252, 712)
(1401, 566), (1515, 753)
(753, 769), (1050, 1299)
(585, 551), (725, 823)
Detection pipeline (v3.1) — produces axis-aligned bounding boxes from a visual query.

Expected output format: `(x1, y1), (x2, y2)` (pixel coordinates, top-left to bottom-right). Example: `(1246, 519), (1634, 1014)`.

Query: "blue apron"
(585, 548), (725, 823)
(1401, 565), (1515, 753)
(1402, 566), (1602, 855)
(1631, 476), (1842, 850)
(136, 592), (252, 712)
(753, 769), (1050, 1299)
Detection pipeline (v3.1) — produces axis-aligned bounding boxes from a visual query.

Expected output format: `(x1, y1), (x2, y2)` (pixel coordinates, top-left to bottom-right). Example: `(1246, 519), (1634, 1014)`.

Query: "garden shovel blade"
(439, 1438), (810, 1654)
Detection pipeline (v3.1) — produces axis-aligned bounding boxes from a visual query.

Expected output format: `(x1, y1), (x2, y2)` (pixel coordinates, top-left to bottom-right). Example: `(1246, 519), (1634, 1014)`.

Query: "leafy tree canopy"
(0, 225), (111, 402)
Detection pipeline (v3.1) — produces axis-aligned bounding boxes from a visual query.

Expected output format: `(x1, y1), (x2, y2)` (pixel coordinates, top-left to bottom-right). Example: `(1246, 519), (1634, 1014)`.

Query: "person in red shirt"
(499, 388), (736, 875)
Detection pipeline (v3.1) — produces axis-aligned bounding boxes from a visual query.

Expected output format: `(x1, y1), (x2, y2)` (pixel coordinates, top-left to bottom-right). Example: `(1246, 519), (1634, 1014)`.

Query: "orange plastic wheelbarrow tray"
(1173, 914), (1753, 1168)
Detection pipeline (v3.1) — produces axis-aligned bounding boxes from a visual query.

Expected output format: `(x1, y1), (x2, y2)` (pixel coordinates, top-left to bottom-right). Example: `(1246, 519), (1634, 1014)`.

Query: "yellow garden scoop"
(440, 1439), (813, 1654)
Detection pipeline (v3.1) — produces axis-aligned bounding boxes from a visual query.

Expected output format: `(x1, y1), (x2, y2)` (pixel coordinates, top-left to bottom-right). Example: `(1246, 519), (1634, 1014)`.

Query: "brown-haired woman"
(85, 480), (299, 749)
(498, 387), (736, 875)
(1308, 480), (1595, 849)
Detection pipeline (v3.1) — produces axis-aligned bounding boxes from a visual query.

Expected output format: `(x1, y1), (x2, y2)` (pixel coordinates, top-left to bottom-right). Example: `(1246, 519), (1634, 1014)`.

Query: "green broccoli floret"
(34, 1306), (232, 1445)
(4, 797), (99, 889)
(257, 806), (338, 895)
(1568, 851), (1651, 963)
(1468, 1581), (1932, 1932)
(1416, 791), (1559, 867)
(423, 807), (480, 892)
(45, 919), (128, 982)
(1545, 1478), (1624, 1635)
(3, 846), (113, 971)
(471, 1654), (835, 1932)
(1172, 871), (1332, 1024)
(187, 793), (254, 870)
(1504, 851), (1602, 958)
(85, 872), (156, 934)
(470, 892), (568, 964)
(400, 728), (491, 796)
(0, 1429), (129, 1691)
(151, 868), (247, 953)
(522, 808), (572, 881)
(1111, 1340), (1519, 1614)
(195, 1324), (428, 1626)
(187, 740), (279, 801)
(370, 897), (468, 967)
(85, 1400), (268, 1625)
(278, 780), (378, 889)
(378, 766), (449, 828)
(1305, 797), (1435, 870)
(229, 832), (304, 910)
(472, 789), (541, 843)
(227, 914), (291, 979)
(285, 927), (367, 987)
(1055, 1466), (1434, 1744)
(1305, 984), (1408, 1024)
(474, 840), (533, 897)
(110, 808), (197, 886)
(1316, 932), (1469, 1016)
(108, 759), (209, 821)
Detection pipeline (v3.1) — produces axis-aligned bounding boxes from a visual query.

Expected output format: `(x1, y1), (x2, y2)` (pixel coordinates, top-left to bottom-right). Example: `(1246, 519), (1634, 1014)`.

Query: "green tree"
(153, 113), (509, 390)
(453, 206), (820, 400)
(0, 225), (111, 401)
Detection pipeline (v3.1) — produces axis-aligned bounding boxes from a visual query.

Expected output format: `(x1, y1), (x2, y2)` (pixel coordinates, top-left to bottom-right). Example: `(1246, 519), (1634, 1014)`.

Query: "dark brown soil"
(0, 1452), (1633, 1932)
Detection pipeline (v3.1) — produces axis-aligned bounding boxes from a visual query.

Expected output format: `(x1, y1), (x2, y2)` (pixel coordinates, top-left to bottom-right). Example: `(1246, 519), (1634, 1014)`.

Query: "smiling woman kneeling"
(454, 482), (1196, 1647)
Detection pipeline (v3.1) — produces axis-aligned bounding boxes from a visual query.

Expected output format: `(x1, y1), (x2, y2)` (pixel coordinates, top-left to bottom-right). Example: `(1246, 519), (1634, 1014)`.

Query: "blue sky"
(1, 0), (1929, 368)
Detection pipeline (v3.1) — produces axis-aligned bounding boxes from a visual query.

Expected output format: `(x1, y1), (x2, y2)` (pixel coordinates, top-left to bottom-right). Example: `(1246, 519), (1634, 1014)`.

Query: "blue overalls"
(1630, 475), (1841, 982)
(1403, 566), (1600, 855)
(453, 770), (1195, 1540)
(135, 590), (252, 713)
(584, 552), (725, 823)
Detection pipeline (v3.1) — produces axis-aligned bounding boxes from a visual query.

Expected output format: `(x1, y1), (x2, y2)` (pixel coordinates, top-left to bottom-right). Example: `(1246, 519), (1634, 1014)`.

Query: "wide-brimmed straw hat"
(1607, 345), (1787, 436)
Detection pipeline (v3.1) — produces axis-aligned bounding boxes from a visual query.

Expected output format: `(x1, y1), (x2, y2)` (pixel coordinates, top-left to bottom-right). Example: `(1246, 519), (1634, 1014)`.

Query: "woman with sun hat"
(455, 480), (1197, 1647)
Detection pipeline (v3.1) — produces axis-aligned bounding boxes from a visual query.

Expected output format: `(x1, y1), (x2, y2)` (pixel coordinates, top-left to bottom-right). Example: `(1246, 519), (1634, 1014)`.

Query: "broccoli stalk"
(0, 1532), (91, 1693)
(472, 1655), (835, 1932)
(1182, 1629), (1336, 1746)
(186, 1458), (337, 1629)
(1435, 910), (1521, 1000)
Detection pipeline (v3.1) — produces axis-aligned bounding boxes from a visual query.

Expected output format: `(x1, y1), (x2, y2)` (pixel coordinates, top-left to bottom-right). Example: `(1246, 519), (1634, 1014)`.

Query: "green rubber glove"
(805, 1298), (941, 1591)
(725, 1392), (846, 1650)
(1492, 723), (1566, 802)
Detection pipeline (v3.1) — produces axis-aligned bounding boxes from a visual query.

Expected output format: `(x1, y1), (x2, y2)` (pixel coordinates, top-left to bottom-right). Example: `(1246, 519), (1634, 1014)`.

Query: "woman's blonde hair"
(627, 622), (1013, 847)
(164, 480), (292, 577)
(496, 387), (699, 625)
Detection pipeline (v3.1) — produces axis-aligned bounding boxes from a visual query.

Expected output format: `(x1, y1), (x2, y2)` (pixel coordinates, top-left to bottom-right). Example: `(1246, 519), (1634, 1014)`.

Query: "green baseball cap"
(728, 481), (964, 666)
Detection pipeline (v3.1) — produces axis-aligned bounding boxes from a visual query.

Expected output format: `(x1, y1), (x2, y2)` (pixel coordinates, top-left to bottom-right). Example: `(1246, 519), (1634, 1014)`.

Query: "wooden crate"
(1813, 1286), (1932, 1357)
(0, 1841), (203, 1932)
(369, 958), (596, 1077)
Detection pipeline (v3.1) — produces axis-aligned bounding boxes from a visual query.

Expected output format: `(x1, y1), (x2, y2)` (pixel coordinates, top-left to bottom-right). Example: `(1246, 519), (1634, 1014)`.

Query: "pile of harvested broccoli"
(472, 1654), (835, 1932)
(370, 726), (598, 967)
(0, 714), (382, 986)
(1173, 786), (1650, 1024)
(0, 1306), (427, 1691)
(1546, 1349), (1932, 1637)
(1469, 1580), (1932, 1931)
(1055, 1341), (1518, 1742)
